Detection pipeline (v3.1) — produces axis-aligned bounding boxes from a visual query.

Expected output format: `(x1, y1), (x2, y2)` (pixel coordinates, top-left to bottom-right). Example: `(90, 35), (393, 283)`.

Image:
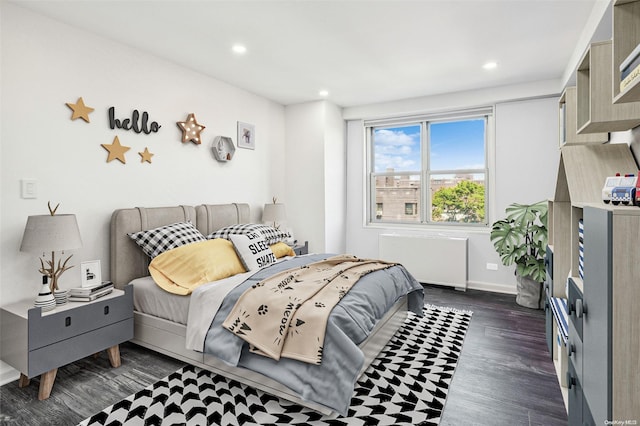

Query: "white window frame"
(365, 107), (494, 228)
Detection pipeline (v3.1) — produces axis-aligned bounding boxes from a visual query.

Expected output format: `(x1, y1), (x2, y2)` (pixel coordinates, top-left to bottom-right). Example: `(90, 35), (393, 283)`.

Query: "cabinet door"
(581, 207), (612, 424)
(567, 360), (583, 426)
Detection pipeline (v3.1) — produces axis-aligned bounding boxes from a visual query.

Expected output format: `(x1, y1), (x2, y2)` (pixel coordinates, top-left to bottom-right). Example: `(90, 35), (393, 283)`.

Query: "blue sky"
(374, 119), (485, 173)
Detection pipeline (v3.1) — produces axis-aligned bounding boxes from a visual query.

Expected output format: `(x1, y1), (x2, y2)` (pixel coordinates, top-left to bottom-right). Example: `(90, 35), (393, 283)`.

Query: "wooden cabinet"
(553, 3), (640, 421)
(613, 0), (640, 103)
(559, 86), (608, 146)
(546, 143), (637, 418)
(0, 286), (133, 399)
(577, 40), (640, 133)
(548, 144), (636, 296)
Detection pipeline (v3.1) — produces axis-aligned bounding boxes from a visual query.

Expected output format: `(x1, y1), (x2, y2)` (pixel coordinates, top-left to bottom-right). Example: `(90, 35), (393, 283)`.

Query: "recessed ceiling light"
(232, 44), (247, 54)
(319, 90), (329, 97)
(483, 61), (498, 70)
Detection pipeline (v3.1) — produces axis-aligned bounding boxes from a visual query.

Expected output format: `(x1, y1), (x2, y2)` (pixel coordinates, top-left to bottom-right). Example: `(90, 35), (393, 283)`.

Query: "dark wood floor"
(0, 285), (567, 425)
(425, 285), (567, 426)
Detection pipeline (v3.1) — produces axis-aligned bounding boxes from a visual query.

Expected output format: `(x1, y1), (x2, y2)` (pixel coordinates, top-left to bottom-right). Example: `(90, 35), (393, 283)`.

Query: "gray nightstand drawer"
(28, 318), (133, 378)
(28, 288), (133, 350)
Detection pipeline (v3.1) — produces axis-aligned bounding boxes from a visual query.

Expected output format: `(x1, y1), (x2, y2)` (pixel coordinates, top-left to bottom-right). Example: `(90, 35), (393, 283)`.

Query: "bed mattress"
(130, 276), (190, 324)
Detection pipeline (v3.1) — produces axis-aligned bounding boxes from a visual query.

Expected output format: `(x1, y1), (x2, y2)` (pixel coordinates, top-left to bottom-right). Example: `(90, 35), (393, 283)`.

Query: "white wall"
(345, 96), (560, 293)
(323, 102), (347, 254)
(284, 101), (346, 254)
(285, 102), (326, 251)
(1, 2), (289, 383)
(0, 4), (286, 303)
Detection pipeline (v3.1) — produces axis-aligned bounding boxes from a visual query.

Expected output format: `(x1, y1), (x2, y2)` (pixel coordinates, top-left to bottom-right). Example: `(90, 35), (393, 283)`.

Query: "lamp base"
(34, 283), (56, 312)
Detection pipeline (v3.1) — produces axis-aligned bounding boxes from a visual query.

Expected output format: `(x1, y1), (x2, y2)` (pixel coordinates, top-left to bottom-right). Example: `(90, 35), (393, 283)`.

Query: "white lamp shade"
(262, 203), (287, 223)
(20, 214), (83, 253)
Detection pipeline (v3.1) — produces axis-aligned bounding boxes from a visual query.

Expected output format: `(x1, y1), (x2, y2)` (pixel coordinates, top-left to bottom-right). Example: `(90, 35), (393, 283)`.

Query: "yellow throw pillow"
(149, 239), (246, 295)
(270, 241), (296, 258)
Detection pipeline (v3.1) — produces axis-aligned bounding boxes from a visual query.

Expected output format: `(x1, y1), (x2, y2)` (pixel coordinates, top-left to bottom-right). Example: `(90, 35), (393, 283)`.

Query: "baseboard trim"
(466, 280), (517, 295)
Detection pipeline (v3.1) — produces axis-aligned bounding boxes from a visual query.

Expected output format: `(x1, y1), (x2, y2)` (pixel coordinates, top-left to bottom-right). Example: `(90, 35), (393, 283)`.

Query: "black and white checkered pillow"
(128, 221), (206, 259)
(207, 223), (290, 245)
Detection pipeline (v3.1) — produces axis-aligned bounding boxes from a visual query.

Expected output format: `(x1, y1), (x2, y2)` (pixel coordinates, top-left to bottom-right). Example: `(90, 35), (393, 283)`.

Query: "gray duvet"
(203, 254), (424, 416)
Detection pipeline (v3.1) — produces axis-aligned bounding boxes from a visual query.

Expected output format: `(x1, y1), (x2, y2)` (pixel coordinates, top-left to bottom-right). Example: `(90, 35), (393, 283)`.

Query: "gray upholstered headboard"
(109, 203), (249, 289)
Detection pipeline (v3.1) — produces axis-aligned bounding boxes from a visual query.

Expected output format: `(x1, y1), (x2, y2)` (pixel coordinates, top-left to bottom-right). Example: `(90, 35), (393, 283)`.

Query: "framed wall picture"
(80, 260), (102, 288)
(237, 121), (255, 149)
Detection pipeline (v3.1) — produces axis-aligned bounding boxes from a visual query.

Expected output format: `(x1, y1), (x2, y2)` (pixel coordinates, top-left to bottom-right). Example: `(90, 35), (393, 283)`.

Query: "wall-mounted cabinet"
(559, 87), (608, 147)
(577, 40), (640, 133)
(613, 0), (640, 104)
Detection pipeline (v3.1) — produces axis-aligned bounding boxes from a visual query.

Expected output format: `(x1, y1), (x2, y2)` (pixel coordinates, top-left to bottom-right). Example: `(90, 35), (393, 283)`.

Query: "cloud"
(374, 128), (417, 147)
(374, 127), (420, 172)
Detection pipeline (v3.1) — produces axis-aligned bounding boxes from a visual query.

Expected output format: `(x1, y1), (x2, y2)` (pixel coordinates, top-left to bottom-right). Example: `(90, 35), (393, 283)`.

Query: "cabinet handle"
(104, 306), (110, 315)
(566, 372), (576, 390)
(576, 299), (584, 318)
(567, 343), (575, 357)
(567, 301), (575, 316)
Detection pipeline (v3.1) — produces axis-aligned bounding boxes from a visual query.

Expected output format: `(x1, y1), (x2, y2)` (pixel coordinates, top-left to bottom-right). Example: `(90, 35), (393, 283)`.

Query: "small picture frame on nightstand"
(81, 260), (101, 288)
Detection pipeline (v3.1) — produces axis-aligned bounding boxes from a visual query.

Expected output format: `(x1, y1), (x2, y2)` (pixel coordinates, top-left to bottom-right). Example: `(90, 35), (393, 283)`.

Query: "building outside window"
(366, 108), (491, 226)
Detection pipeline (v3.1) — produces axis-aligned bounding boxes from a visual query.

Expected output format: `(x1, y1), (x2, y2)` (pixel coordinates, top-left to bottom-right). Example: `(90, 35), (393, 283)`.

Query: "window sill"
(365, 221), (491, 234)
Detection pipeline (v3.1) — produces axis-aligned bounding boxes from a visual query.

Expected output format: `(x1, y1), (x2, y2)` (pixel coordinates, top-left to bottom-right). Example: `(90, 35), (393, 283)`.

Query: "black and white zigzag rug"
(79, 304), (471, 426)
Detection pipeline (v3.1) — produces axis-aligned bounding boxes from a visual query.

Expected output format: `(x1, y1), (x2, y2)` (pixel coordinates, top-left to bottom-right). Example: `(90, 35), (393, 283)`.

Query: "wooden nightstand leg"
(38, 368), (57, 400)
(106, 344), (121, 368)
(18, 373), (30, 388)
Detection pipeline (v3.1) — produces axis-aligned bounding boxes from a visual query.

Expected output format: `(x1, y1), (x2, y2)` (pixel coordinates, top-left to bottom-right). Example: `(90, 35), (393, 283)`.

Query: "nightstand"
(0, 285), (133, 400)
(292, 241), (309, 255)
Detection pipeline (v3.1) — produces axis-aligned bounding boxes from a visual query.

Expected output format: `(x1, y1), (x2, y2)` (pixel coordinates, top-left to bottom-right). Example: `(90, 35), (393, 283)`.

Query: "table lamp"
(262, 199), (286, 230)
(20, 204), (83, 294)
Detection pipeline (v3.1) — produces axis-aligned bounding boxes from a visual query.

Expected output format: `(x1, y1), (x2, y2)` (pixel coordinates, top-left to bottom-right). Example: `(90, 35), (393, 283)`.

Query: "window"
(405, 203), (417, 215)
(366, 108), (491, 226)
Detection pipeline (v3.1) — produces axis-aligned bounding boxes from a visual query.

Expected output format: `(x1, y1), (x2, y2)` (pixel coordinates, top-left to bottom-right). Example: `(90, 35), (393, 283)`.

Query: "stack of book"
(68, 281), (114, 302)
(620, 43), (640, 93)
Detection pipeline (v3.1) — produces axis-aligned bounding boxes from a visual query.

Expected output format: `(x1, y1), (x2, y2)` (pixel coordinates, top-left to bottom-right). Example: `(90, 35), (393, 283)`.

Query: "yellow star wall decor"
(177, 113), (205, 144)
(139, 147), (154, 163)
(101, 136), (130, 164)
(66, 97), (94, 123)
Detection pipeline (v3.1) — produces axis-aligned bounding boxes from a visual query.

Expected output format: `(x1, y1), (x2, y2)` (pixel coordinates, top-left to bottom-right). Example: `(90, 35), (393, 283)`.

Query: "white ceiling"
(9, 0), (606, 107)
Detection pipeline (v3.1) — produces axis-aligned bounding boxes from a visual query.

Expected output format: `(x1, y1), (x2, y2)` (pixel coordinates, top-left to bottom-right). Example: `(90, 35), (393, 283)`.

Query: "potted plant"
(490, 200), (548, 309)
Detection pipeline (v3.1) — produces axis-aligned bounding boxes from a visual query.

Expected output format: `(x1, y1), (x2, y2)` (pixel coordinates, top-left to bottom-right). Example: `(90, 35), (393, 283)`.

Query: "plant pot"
(516, 274), (543, 309)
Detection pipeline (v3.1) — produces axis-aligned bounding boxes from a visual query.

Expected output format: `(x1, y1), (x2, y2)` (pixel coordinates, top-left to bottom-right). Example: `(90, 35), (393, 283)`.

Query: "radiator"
(379, 234), (468, 289)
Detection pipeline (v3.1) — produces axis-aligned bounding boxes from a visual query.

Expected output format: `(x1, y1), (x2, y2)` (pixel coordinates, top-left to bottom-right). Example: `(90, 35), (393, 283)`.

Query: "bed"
(109, 203), (424, 416)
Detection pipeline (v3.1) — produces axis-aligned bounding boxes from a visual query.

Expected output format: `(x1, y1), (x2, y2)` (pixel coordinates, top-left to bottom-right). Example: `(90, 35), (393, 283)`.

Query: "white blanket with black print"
(222, 255), (396, 364)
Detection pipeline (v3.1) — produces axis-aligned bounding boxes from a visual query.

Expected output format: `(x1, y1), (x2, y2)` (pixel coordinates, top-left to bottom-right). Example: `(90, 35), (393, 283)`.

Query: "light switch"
(21, 179), (37, 199)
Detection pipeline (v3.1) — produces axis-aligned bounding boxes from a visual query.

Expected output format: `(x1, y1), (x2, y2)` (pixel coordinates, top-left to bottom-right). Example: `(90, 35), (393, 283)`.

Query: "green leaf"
(490, 200), (548, 274)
